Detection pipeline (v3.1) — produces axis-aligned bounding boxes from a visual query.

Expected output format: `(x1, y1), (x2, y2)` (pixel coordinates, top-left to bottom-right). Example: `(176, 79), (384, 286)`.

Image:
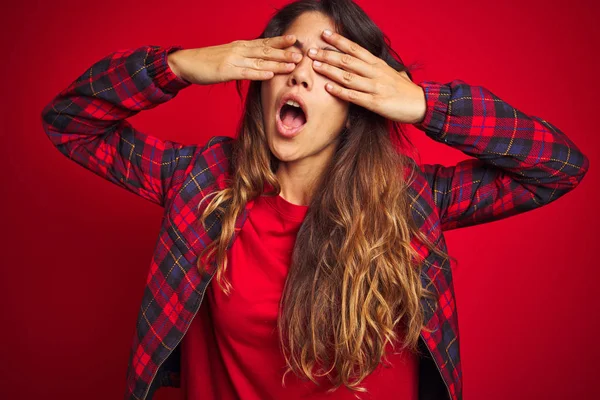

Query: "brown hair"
(196, 0), (454, 396)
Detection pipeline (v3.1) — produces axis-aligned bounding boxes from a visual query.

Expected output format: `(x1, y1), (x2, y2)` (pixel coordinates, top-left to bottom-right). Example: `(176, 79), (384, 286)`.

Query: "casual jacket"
(40, 44), (589, 400)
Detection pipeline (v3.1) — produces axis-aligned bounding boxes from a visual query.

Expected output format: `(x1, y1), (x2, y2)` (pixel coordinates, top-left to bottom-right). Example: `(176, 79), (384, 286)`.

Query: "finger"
(312, 60), (373, 93)
(242, 58), (296, 74)
(251, 34), (296, 49)
(324, 81), (373, 109)
(307, 48), (374, 78)
(236, 67), (275, 81)
(320, 30), (379, 64)
(248, 45), (303, 64)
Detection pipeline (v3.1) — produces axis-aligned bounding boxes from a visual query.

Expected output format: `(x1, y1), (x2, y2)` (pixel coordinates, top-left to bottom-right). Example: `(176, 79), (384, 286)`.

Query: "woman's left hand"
(307, 29), (427, 125)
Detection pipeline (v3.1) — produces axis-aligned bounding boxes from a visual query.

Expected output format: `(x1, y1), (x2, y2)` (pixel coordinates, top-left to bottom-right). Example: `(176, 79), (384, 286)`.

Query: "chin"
(269, 142), (303, 163)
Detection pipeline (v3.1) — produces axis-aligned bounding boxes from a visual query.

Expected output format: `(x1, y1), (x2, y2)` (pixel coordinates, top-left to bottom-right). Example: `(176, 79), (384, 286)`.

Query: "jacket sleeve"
(414, 79), (589, 231)
(40, 44), (195, 208)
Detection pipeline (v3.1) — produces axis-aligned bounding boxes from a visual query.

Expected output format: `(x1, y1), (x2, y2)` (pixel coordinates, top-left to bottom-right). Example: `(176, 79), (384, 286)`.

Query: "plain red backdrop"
(1, 0), (598, 399)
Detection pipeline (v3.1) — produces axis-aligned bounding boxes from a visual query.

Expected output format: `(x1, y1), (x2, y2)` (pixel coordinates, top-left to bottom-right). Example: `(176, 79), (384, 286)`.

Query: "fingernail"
(286, 34), (294, 40)
(293, 53), (302, 61)
(308, 48), (317, 56)
(313, 60), (322, 67)
(323, 29), (332, 36)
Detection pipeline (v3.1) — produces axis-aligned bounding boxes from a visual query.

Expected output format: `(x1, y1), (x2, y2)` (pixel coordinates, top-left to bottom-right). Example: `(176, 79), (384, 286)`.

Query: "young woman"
(40, 0), (589, 399)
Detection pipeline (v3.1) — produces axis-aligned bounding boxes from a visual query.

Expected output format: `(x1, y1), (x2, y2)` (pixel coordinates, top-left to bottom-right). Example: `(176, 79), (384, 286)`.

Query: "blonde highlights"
(195, 0), (454, 396)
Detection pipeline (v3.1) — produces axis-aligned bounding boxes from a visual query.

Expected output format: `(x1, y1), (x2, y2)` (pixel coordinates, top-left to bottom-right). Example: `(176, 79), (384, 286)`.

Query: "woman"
(40, 0), (589, 399)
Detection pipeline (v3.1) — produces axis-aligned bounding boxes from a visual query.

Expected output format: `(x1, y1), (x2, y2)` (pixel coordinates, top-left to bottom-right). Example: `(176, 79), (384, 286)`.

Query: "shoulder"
(195, 135), (236, 170)
(165, 135), (236, 206)
(200, 135), (235, 155)
(195, 136), (236, 190)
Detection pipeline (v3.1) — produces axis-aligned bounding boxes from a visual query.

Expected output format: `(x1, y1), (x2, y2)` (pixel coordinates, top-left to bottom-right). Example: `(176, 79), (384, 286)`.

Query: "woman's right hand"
(167, 35), (303, 85)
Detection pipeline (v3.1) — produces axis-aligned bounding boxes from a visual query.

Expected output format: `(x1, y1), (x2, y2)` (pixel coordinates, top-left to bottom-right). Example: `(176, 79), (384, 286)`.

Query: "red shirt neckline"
(260, 182), (309, 222)
(261, 193), (308, 222)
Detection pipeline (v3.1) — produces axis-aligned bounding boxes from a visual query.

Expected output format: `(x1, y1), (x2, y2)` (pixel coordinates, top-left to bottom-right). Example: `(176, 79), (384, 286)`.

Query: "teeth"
(285, 100), (301, 108)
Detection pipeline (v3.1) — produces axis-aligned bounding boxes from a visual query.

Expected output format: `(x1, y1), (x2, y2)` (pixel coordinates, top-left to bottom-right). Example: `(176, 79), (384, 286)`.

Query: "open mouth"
(279, 101), (307, 128)
(276, 98), (308, 137)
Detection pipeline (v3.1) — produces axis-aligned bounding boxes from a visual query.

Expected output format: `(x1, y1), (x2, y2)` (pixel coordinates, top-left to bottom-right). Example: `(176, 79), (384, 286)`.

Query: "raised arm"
(40, 45), (195, 207)
(414, 79), (589, 231)
(41, 36), (306, 208)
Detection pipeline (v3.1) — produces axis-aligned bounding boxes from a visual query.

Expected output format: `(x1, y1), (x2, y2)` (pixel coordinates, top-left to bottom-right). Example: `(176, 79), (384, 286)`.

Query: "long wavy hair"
(195, 0), (454, 396)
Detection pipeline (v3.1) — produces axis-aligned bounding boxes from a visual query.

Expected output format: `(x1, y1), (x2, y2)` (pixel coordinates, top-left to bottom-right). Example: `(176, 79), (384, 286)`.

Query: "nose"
(287, 52), (313, 90)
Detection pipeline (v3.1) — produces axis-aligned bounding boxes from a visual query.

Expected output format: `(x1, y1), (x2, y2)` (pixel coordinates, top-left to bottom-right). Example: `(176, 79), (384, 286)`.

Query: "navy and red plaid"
(40, 45), (589, 400)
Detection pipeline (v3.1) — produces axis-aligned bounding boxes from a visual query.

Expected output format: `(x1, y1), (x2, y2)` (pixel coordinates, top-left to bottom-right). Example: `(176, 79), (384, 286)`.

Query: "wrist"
(411, 86), (427, 124)
(412, 81), (452, 139)
(167, 51), (189, 83)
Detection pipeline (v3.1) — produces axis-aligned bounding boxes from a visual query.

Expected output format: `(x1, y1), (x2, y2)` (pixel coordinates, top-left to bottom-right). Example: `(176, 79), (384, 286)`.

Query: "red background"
(2, 0), (599, 399)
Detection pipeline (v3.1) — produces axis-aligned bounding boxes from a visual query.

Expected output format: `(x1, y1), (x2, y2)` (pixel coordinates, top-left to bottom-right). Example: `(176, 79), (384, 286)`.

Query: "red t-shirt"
(181, 192), (419, 399)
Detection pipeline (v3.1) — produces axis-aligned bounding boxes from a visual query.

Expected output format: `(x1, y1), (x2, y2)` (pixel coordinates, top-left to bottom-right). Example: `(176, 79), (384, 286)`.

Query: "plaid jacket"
(40, 45), (589, 400)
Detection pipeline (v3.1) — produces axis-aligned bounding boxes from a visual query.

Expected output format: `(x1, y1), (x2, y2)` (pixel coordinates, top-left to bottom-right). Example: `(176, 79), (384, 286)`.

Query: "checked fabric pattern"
(40, 45), (589, 400)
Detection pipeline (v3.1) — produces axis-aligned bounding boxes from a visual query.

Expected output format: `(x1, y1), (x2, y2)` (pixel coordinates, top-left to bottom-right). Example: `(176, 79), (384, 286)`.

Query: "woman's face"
(261, 11), (349, 169)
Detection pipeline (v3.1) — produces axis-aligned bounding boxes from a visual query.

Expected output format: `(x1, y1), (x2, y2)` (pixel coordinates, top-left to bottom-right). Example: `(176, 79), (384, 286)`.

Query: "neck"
(275, 150), (334, 206)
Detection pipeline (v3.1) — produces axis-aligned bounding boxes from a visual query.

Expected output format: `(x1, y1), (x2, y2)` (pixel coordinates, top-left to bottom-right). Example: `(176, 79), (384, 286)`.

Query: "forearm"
(41, 45), (192, 142)
(39, 45), (194, 207)
(414, 80), (589, 193)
